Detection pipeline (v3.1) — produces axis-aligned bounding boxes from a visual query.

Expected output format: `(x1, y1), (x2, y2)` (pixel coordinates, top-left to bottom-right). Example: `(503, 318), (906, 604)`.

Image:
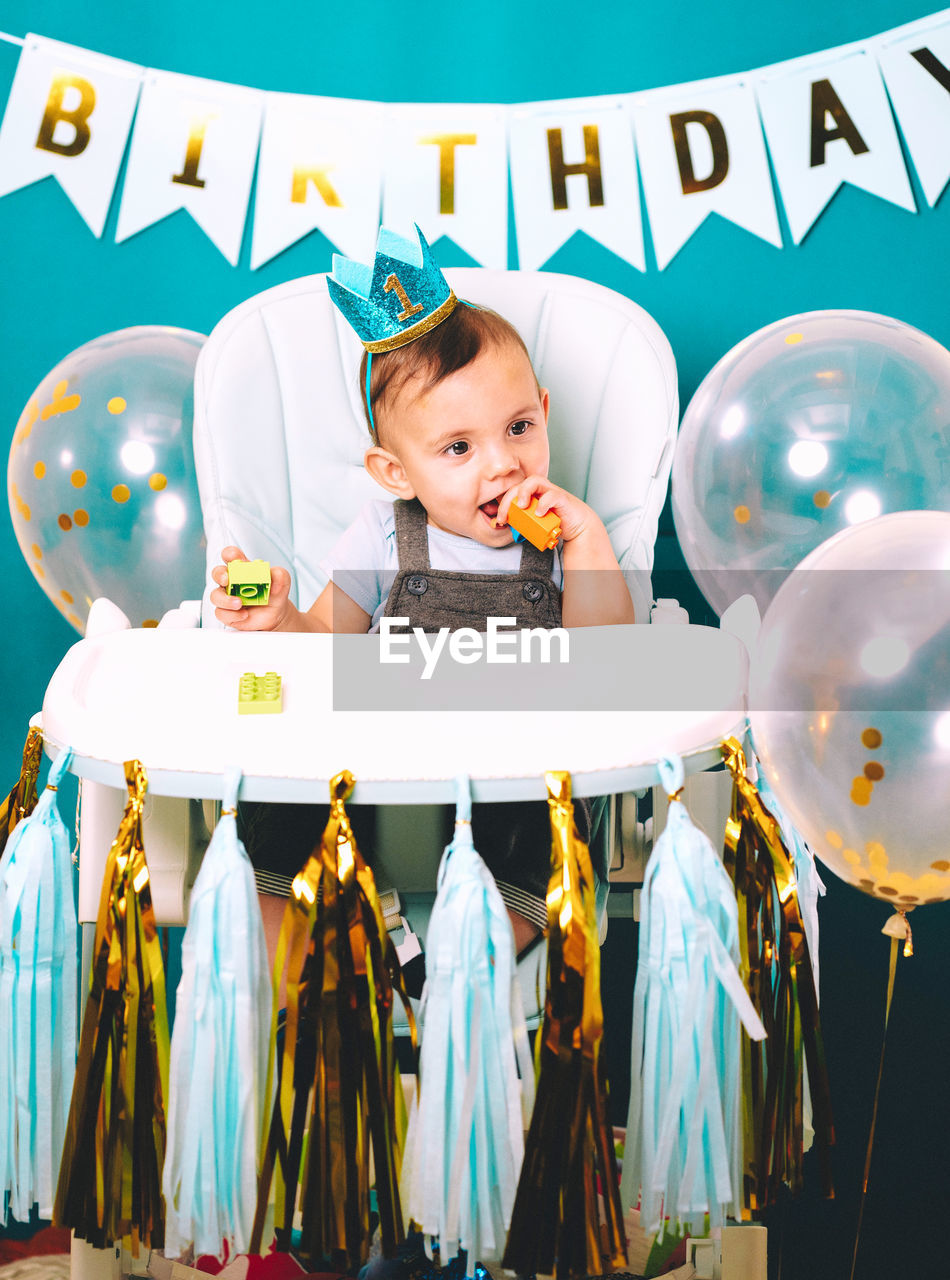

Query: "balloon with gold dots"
(672, 311), (950, 618)
(7, 326), (207, 632)
(750, 511), (950, 908)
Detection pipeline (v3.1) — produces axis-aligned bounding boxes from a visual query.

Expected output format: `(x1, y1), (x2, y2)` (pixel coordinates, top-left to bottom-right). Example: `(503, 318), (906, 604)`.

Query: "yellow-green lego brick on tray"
(238, 671), (282, 714)
(227, 559), (271, 605)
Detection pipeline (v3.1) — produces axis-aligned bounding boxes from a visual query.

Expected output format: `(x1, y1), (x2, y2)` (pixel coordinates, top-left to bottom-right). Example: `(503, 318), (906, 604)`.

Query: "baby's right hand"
(210, 546), (294, 631)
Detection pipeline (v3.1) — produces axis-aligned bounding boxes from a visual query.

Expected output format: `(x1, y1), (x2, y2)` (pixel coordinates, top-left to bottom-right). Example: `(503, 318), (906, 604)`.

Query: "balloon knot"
(898, 909), (914, 958)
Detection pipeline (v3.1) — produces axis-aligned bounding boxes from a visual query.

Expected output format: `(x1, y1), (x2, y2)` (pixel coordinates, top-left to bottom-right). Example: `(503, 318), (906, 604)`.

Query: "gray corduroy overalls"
(382, 497), (562, 632)
(381, 496), (576, 931)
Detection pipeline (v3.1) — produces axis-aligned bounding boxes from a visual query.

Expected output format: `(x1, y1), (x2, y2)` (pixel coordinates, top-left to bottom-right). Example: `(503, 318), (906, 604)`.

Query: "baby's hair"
(359, 304), (536, 445)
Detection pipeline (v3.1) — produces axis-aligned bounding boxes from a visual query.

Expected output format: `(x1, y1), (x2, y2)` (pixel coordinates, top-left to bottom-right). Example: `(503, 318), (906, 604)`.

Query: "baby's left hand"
(496, 475), (598, 545)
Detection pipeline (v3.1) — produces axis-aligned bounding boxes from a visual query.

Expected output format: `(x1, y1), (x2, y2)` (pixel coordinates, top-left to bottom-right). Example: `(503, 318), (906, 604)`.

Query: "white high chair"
(191, 264), (679, 979)
(194, 266), (678, 628)
(39, 266), (754, 1280)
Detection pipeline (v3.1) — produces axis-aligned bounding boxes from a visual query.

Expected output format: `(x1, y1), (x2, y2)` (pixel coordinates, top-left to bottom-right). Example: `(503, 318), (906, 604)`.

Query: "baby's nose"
(484, 441), (521, 480)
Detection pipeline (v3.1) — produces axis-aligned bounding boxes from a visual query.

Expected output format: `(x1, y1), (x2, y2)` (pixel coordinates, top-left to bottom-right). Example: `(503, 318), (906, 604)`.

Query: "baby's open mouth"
(480, 497), (502, 521)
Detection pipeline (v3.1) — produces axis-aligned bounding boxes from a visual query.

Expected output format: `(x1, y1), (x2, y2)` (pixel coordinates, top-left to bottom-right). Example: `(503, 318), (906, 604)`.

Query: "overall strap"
(517, 535), (556, 578)
(393, 498), (431, 570)
(395, 495), (556, 578)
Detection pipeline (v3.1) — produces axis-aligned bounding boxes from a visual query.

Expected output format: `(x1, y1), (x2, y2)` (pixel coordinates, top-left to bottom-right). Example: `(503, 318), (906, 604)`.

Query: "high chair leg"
(77, 780), (209, 929)
(70, 1235), (121, 1279)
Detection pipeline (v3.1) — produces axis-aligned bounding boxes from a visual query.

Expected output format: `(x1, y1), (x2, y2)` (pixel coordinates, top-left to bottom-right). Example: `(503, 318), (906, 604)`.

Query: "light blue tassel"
(401, 775), (534, 1275)
(621, 756), (766, 1236)
(163, 766), (272, 1258)
(0, 746), (77, 1223)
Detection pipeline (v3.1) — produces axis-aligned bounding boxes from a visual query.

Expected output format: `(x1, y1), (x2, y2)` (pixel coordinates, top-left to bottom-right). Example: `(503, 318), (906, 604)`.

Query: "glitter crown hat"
(327, 224), (458, 353)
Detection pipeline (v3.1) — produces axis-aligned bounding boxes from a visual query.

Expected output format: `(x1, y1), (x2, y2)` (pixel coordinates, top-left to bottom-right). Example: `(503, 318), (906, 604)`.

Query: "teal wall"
(1, 3), (948, 1276)
(3, 0), (949, 762)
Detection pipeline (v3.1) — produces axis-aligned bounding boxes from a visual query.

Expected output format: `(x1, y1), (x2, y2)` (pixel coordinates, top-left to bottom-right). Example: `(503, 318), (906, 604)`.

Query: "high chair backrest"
(194, 268), (677, 622)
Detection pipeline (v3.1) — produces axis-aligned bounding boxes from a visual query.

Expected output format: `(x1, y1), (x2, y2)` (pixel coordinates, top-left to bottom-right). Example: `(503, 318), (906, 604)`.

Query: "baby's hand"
(497, 476), (598, 545)
(210, 546), (294, 631)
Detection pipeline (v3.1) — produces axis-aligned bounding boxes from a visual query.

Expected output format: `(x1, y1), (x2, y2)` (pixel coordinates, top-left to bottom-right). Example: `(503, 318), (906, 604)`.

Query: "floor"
(0, 1223), (70, 1276)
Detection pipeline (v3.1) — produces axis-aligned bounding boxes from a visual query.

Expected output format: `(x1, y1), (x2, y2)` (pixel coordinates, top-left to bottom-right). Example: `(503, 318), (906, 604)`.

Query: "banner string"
(0, 32), (25, 47)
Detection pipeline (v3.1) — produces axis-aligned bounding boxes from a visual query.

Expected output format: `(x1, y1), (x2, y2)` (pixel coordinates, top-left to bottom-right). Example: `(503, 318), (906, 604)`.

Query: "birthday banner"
(0, 12), (948, 270)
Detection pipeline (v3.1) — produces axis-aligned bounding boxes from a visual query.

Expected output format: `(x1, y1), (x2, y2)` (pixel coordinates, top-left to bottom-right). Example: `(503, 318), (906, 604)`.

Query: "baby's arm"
(497, 479), (635, 627)
(210, 547), (371, 633)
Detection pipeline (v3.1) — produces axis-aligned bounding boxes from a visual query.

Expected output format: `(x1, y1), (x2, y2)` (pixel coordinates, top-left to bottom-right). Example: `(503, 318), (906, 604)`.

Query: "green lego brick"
(227, 558), (271, 606)
(238, 671), (282, 714)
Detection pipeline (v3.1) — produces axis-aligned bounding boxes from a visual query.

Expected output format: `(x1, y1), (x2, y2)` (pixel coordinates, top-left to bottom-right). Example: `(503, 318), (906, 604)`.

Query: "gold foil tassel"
(252, 771), (413, 1270)
(53, 760), (170, 1252)
(0, 725), (44, 856)
(720, 738), (834, 1214)
(502, 772), (626, 1279)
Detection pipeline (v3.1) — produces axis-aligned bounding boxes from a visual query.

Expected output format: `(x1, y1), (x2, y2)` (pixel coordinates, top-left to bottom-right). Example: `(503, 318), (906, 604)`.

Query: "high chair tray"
(40, 623), (748, 801)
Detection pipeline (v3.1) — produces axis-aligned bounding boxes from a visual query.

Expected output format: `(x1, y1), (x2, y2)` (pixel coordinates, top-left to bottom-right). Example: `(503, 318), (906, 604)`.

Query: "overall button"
(522, 581), (544, 603)
(407, 575), (428, 595)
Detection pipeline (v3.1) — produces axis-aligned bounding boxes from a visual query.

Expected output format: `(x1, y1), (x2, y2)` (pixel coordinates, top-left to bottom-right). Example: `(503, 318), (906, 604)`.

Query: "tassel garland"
(163, 766), (273, 1258)
(620, 755), (766, 1236)
(753, 766), (826, 998)
(0, 745), (78, 1222)
(251, 770), (413, 1271)
(402, 775), (535, 1273)
(720, 737), (834, 1213)
(502, 771), (626, 1280)
(0, 725), (44, 857)
(54, 760), (170, 1252)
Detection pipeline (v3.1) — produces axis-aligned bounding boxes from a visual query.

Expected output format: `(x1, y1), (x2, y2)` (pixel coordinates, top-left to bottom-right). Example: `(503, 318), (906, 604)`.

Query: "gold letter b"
(35, 74), (96, 158)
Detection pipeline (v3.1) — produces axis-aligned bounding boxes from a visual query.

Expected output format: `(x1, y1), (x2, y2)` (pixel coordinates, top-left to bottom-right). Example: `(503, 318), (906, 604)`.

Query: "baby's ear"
(364, 445), (415, 499)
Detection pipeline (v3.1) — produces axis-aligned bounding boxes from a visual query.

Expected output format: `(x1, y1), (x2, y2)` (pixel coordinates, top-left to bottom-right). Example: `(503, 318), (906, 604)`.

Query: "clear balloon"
(8, 326), (207, 632)
(749, 511), (950, 907)
(672, 312), (950, 617)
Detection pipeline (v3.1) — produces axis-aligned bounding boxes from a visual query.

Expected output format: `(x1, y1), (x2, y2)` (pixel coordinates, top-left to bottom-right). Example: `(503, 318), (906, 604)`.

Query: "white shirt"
(319, 499), (564, 630)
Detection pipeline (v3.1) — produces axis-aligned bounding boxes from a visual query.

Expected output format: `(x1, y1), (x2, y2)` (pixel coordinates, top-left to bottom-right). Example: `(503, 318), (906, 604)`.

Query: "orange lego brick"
(507, 497), (561, 551)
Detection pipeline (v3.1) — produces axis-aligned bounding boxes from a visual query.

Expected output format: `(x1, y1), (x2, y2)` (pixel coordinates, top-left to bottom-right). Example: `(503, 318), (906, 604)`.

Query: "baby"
(211, 311), (633, 634)
(210, 227), (634, 954)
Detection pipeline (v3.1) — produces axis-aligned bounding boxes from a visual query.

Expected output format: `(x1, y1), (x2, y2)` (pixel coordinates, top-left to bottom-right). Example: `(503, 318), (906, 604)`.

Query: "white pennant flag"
(509, 99), (644, 271)
(755, 49), (916, 244)
(251, 93), (382, 270)
(0, 34), (142, 237)
(631, 78), (782, 269)
(116, 69), (263, 265)
(876, 15), (950, 207)
(382, 103), (508, 268)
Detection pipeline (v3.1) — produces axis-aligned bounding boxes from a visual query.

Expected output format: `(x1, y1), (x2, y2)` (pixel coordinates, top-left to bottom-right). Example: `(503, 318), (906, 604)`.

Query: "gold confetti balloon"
(672, 312), (950, 618)
(7, 326), (207, 632)
(749, 511), (950, 906)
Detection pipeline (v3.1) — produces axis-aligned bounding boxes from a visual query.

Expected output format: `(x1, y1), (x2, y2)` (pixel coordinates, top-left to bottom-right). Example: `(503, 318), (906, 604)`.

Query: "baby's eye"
(446, 440), (469, 456)
(509, 420), (531, 436)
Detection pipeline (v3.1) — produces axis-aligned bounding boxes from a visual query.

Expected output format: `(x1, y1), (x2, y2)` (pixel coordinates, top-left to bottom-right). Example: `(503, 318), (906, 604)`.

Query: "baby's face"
(380, 341), (550, 546)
